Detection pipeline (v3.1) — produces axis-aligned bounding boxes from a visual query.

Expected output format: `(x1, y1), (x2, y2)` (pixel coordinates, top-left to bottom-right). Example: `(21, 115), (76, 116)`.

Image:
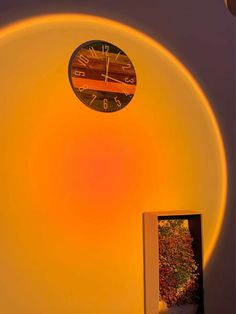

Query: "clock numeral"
(89, 46), (97, 57)
(114, 96), (122, 107)
(74, 70), (85, 77)
(78, 84), (88, 92)
(122, 89), (130, 97)
(122, 63), (132, 71)
(90, 94), (97, 105)
(115, 51), (121, 61)
(125, 77), (135, 84)
(102, 44), (109, 56)
(103, 98), (108, 110)
(77, 54), (89, 67)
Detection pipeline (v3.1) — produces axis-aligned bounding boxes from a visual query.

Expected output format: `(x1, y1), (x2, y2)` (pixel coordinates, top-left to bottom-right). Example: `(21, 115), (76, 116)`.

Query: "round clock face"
(68, 40), (137, 112)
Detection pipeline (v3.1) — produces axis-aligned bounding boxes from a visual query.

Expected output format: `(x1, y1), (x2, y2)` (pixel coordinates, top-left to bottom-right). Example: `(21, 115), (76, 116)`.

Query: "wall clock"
(69, 40), (137, 112)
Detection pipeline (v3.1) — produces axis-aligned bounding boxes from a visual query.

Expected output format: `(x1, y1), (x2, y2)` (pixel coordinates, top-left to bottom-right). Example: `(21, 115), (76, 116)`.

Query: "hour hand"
(101, 74), (124, 84)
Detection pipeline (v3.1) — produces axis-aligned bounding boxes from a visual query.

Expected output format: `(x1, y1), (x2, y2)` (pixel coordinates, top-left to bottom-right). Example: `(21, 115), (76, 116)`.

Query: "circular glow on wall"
(0, 14), (227, 314)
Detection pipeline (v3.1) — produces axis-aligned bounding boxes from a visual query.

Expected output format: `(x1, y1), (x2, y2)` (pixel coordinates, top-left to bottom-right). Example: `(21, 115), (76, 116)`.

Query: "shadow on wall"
(225, 0), (236, 16)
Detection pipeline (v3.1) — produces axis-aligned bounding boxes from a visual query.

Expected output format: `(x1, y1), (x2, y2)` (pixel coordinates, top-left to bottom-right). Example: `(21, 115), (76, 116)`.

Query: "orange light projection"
(0, 14), (227, 314)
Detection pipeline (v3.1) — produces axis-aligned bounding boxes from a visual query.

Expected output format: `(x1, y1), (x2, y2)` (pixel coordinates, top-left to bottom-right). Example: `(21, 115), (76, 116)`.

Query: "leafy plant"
(158, 219), (200, 307)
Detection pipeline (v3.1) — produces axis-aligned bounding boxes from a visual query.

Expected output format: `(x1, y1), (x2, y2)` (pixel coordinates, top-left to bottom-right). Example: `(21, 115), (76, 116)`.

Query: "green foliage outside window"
(158, 219), (200, 307)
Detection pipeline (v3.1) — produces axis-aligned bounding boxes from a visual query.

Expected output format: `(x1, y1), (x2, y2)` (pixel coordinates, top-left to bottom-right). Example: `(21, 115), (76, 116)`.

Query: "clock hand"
(105, 57), (110, 84)
(101, 74), (125, 84)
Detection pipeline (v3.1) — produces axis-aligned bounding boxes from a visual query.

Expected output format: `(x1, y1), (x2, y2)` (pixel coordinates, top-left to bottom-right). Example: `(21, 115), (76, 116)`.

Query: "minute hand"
(101, 74), (125, 84)
(105, 57), (110, 84)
